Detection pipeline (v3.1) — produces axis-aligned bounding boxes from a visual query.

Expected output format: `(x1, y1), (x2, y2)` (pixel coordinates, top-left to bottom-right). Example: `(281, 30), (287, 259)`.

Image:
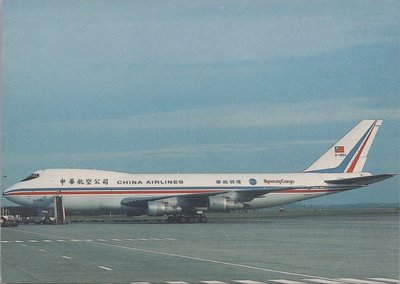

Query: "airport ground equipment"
(1, 215), (18, 227)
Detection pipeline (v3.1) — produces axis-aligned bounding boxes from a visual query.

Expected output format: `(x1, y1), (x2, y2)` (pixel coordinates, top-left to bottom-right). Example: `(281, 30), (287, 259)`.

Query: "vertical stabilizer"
(303, 120), (382, 173)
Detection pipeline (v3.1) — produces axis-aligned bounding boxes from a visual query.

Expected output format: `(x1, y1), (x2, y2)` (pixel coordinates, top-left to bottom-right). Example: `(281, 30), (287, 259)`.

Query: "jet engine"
(125, 207), (146, 216)
(208, 196), (244, 212)
(147, 201), (182, 216)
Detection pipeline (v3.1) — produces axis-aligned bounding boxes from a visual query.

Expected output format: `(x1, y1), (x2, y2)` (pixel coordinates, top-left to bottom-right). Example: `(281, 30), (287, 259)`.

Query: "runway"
(1, 213), (399, 283)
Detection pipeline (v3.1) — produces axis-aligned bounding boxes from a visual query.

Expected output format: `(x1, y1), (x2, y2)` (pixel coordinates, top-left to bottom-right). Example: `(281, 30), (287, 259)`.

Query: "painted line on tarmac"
(9, 228), (73, 240)
(2, 228), (359, 282)
(337, 279), (385, 284)
(368, 280), (399, 284)
(98, 265), (113, 271)
(5, 228), (341, 282)
(2, 238), (176, 244)
(5, 228), (176, 243)
(233, 280), (267, 284)
(88, 241), (342, 281)
(305, 279), (343, 284)
(270, 280), (305, 284)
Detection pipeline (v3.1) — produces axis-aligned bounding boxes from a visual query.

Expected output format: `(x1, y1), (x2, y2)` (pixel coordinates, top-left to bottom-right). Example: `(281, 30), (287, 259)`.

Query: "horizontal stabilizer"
(325, 174), (396, 186)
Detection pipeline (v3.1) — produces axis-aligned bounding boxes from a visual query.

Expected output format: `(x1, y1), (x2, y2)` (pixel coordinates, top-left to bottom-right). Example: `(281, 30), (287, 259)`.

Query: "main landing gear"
(166, 214), (207, 223)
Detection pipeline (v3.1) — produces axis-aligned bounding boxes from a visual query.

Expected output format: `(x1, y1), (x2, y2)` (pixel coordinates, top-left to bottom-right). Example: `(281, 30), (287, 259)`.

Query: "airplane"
(2, 120), (396, 223)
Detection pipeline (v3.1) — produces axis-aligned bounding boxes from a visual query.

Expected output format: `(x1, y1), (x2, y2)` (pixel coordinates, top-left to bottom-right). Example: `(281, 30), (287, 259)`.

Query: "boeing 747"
(3, 120), (395, 223)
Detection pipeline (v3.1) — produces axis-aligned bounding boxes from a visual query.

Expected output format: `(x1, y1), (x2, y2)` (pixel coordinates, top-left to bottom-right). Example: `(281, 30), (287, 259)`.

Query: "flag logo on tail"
(335, 146), (345, 153)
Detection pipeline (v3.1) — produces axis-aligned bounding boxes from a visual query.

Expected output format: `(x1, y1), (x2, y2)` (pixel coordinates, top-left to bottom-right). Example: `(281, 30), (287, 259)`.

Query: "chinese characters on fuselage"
(59, 178), (109, 186)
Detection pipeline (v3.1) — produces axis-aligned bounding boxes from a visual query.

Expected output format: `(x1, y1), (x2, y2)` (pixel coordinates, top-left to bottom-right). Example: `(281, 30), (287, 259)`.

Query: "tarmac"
(1, 213), (399, 284)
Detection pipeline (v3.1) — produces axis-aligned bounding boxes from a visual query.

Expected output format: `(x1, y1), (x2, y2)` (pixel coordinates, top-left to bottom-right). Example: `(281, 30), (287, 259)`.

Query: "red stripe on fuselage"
(6, 189), (342, 196)
(5, 190), (220, 196)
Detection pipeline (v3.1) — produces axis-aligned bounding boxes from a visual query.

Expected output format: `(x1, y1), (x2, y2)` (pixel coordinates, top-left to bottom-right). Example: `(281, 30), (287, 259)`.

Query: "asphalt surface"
(1, 213), (399, 283)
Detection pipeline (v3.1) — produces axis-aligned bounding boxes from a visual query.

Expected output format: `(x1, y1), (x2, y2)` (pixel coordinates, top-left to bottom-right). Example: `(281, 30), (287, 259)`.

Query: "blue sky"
(2, 0), (399, 205)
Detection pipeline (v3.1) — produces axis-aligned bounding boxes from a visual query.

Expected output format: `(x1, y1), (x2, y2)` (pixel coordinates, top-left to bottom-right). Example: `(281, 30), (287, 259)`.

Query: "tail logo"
(303, 120), (381, 173)
(334, 146), (345, 155)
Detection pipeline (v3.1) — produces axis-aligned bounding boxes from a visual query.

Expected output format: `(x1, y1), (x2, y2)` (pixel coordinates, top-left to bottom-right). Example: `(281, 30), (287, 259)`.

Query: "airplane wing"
(120, 186), (292, 207)
(120, 191), (223, 207)
(325, 174), (396, 186)
(232, 187), (291, 202)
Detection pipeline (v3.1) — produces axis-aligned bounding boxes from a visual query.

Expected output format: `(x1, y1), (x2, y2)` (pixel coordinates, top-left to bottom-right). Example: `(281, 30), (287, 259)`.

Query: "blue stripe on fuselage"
(4, 185), (272, 194)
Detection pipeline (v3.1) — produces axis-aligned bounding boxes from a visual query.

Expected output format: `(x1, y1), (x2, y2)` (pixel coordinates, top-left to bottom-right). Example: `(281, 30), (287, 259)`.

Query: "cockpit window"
(20, 173), (40, 182)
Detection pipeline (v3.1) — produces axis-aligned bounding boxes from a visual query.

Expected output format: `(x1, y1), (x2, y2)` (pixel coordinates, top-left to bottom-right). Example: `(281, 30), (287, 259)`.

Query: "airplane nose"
(3, 188), (9, 197)
(3, 185), (14, 198)
(2, 185), (20, 204)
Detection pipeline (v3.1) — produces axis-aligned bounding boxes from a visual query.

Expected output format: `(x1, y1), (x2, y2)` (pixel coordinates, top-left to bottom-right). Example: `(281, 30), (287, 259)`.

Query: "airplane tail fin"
(303, 120), (383, 173)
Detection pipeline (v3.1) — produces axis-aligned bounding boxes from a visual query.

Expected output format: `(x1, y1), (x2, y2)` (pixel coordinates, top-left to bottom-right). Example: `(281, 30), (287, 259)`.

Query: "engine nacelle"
(125, 207), (146, 216)
(147, 201), (182, 216)
(208, 196), (244, 212)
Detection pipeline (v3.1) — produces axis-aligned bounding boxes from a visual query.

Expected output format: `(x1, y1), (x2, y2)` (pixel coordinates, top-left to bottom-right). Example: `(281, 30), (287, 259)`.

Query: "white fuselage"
(4, 169), (369, 212)
(4, 120), (391, 218)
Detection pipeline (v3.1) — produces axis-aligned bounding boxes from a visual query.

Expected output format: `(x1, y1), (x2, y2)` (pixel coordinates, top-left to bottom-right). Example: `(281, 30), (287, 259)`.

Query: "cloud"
(109, 3), (396, 63)
(5, 1), (398, 68)
(4, 139), (333, 166)
(31, 98), (400, 133)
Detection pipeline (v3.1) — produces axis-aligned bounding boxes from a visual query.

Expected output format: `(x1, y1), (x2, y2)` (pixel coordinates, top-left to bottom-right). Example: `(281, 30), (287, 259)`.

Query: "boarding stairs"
(54, 195), (66, 224)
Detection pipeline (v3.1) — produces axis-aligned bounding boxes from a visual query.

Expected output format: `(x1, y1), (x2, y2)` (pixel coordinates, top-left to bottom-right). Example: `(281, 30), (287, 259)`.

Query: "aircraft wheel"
(199, 216), (207, 223)
(43, 217), (52, 224)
